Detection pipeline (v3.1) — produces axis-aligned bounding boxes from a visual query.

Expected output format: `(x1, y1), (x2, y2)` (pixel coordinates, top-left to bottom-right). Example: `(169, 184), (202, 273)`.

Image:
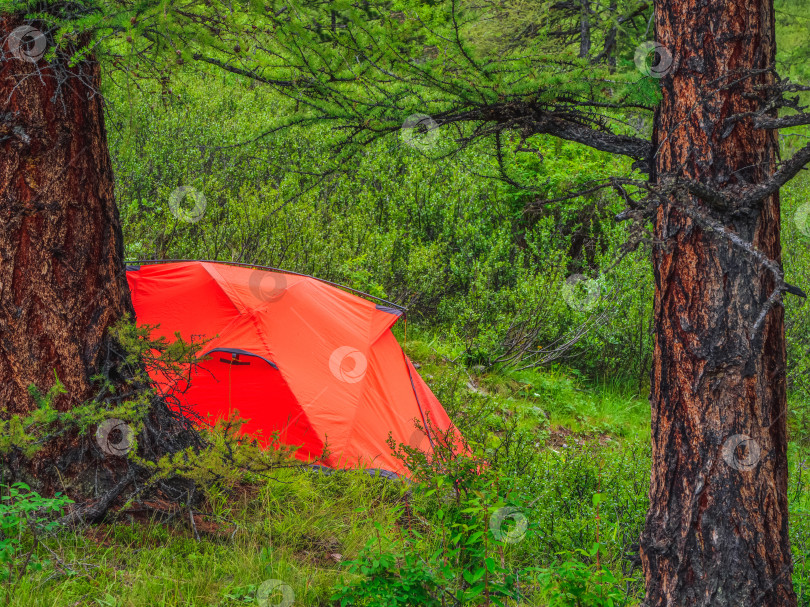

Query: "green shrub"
(536, 547), (627, 607)
(0, 483), (73, 600)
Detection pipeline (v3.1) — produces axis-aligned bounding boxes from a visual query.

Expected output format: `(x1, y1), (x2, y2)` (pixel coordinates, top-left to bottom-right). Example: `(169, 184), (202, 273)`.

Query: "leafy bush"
(536, 547), (627, 607)
(0, 483), (73, 599)
(331, 399), (647, 606)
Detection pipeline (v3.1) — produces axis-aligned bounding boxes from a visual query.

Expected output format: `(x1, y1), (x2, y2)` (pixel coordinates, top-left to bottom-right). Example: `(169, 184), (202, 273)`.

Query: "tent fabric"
(126, 261), (457, 475)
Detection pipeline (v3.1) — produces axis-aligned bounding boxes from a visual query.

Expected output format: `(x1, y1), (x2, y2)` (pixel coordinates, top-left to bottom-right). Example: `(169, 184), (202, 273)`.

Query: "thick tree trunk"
(640, 0), (796, 605)
(0, 16), (134, 491)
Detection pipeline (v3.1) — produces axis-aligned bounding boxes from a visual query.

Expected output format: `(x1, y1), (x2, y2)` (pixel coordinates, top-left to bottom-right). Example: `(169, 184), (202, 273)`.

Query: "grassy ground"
(4, 327), (658, 607)
(12, 470), (403, 606)
(8, 331), (810, 605)
(400, 325), (651, 440)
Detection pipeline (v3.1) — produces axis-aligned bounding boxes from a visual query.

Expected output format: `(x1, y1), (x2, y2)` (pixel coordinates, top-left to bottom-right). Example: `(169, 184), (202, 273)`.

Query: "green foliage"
(332, 475), (528, 605)
(333, 532), (443, 607)
(776, 0), (810, 85)
(336, 417), (643, 605)
(0, 317), (199, 461)
(137, 413), (305, 499)
(536, 550), (626, 607)
(108, 73), (654, 380)
(461, 0), (651, 58)
(187, 0), (663, 179)
(0, 0), (258, 66)
(0, 483), (72, 601)
(0, 374), (66, 459)
(104, 320), (307, 498)
(0, 313), (305, 543)
(780, 172), (810, 447)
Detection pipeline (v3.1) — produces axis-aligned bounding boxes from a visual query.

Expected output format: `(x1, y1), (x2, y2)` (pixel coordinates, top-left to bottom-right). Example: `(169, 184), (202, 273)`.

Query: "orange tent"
(126, 261), (457, 476)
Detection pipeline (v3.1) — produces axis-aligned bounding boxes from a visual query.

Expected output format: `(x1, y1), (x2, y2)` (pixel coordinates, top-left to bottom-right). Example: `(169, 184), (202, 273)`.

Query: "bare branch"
(737, 140), (810, 205)
(755, 113), (810, 130)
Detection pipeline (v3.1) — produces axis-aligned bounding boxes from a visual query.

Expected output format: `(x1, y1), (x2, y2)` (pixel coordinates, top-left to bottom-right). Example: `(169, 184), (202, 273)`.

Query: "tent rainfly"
(126, 261), (459, 476)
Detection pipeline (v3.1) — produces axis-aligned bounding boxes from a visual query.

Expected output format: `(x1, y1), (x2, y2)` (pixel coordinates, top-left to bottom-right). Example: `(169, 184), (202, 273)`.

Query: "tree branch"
(755, 113), (810, 130)
(737, 140), (810, 205)
(191, 53), (316, 88)
(452, 103), (652, 168)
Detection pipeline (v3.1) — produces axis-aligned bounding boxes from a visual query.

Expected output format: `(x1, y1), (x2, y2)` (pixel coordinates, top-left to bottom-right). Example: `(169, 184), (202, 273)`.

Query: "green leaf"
(465, 531), (484, 545)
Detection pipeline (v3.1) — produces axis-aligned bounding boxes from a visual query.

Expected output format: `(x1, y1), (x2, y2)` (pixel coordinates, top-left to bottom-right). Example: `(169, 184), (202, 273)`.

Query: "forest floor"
(8, 330), (810, 606)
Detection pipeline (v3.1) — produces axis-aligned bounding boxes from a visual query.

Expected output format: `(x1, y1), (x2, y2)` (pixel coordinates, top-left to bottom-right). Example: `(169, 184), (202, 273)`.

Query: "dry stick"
(188, 506), (200, 542)
(37, 540), (79, 583)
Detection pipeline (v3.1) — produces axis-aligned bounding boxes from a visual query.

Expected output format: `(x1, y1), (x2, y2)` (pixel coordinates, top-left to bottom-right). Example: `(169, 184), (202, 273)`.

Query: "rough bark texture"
(0, 16), (133, 492)
(640, 0), (795, 605)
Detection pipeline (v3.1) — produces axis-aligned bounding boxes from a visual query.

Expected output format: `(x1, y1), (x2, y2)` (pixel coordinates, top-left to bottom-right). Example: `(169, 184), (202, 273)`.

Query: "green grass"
(398, 324), (651, 442)
(3, 328), (659, 607)
(7, 336), (810, 605)
(10, 469), (407, 606)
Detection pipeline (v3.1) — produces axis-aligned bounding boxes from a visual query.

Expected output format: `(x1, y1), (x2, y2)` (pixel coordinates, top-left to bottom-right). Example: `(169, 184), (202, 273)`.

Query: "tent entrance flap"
(179, 353), (325, 462)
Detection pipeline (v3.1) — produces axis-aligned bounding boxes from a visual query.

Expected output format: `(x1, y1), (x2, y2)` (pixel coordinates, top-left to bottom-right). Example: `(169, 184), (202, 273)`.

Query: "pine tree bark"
(0, 16), (134, 491)
(640, 0), (796, 604)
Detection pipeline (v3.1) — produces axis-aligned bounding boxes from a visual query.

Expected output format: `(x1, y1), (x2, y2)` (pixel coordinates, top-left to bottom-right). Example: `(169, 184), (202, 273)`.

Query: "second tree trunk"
(640, 0), (795, 605)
